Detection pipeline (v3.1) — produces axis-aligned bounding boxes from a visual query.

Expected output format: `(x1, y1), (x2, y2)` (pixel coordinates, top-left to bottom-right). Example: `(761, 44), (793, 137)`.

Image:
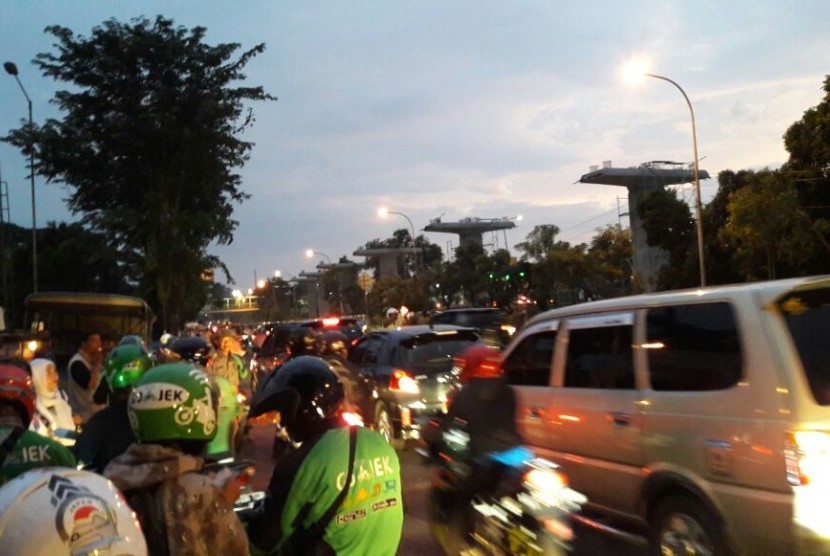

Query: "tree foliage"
(720, 171), (822, 279)
(0, 222), (128, 329)
(3, 16), (274, 331)
(514, 224), (560, 262)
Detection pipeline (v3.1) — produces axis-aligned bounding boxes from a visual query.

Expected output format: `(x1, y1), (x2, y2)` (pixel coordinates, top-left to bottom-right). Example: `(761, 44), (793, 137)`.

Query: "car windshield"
(778, 286), (830, 405)
(394, 334), (477, 375)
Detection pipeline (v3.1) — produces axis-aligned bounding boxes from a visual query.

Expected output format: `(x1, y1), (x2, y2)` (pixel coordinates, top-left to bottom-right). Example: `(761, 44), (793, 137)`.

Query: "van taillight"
(389, 369), (419, 394)
(785, 431), (830, 486)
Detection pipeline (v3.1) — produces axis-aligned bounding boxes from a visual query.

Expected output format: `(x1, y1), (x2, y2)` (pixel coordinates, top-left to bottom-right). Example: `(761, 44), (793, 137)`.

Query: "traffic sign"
(357, 271), (374, 293)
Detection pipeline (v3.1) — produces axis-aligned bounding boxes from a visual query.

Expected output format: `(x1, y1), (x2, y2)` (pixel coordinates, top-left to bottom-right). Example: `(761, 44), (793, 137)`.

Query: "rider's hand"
(248, 410), (281, 427)
(214, 467), (242, 503)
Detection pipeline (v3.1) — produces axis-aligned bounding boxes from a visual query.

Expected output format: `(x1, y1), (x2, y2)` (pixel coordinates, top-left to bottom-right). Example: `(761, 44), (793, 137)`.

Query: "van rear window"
(778, 287), (830, 405)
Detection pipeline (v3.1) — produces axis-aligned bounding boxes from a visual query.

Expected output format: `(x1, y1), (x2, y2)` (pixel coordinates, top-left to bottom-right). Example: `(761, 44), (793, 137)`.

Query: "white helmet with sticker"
(0, 468), (148, 555)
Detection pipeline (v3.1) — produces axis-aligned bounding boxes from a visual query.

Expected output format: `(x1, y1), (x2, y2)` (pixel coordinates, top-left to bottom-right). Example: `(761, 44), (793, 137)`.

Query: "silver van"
(501, 275), (830, 554)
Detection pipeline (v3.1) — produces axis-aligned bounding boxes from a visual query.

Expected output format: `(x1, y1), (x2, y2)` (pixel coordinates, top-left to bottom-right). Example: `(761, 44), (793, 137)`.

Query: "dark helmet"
(164, 336), (212, 367)
(249, 356), (344, 442)
(289, 327), (319, 357)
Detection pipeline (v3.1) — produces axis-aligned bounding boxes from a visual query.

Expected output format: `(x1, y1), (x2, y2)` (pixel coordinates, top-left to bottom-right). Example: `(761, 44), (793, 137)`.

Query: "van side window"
(778, 287), (830, 405)
(503, 331), (556, 386)
(645, 303), (742, 391)
(564, 324), (634, 389)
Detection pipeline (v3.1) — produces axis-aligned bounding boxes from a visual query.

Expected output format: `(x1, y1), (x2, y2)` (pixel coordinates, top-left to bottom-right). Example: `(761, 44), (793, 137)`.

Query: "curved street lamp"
(645, 73), (705, 287)
(624, 63), (706, 287)
(378, 207), (418, 274)
(305, 249), (332, 265)
(4, 61), (38, 292)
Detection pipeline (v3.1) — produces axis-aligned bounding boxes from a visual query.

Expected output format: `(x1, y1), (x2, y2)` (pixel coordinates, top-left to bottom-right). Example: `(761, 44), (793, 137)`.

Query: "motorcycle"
(423, 420), (586, 555)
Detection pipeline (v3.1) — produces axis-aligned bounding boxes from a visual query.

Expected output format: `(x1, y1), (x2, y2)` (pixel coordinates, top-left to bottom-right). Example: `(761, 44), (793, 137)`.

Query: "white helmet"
(386, 307), (399, 318)
(0, 467), (148, 555)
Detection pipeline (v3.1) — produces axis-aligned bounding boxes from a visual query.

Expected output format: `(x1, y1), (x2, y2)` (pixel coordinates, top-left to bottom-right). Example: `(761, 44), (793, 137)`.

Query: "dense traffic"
(2, 274), (830, 555)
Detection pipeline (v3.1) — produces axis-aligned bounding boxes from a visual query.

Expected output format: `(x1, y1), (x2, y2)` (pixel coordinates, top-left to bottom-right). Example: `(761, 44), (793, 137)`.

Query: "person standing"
(64, 332), (104, 423)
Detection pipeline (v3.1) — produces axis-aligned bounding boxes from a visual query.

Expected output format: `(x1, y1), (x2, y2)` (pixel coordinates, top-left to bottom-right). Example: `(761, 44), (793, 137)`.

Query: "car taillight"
(322, 316), (340, 327)
(785, 431), (830, 486)
(389, 369), (420, 394)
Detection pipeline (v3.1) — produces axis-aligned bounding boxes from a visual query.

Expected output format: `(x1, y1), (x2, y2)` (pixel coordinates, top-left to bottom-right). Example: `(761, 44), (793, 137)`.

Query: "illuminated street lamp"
(305, 249), (332, 265)
(378, 207), (418, 274)
(4, 61), (38, 292)
(623, 61), (706, 287)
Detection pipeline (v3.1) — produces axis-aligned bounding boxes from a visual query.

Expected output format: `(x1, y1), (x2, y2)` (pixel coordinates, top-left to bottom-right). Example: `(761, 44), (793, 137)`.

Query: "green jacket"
(0, 426), (77, 485)
(249, 426), (403, 555)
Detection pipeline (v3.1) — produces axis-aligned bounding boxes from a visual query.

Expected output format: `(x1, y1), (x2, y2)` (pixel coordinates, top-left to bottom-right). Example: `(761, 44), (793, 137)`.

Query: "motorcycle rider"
(207, 328), (250, 457)
(429, 344), (523, 554)
(209, 327), (249, 393)
(246, 356), (403, 555)
(29, 357), (81, 446)
(0, 363), (77, 485)
(444, 343), (522, 459)
(103, 362), (248, 556)
(74, 343), (153, 471)
(0, 467), (149, 555)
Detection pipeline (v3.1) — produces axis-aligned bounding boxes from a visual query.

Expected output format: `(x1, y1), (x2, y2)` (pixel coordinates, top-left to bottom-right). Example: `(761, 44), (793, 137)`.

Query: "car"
(430, 307), (514, 347)
(250, 322), (300, 380)
(343, 324), (480, 448)
(500, 275), (830, 554)
(298, 315), (366, 342)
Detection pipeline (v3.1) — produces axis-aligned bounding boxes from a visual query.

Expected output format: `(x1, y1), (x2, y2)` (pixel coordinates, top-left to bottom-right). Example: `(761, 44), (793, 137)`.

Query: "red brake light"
(322, 317), (340, 327)
(389, 369), (420, 394)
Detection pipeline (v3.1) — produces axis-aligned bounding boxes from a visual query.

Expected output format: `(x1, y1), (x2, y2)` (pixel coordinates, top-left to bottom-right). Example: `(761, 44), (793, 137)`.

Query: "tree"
(514, 224), (560, 262)
(638, 188), (697, 289)
(3, 16), (275, 331)
(586, 223), (633, 297)
(0, 221), (128, 329)
(720, 171), (817, 280)
(782, 73), (830, 273)
(361, 229), (442, 278)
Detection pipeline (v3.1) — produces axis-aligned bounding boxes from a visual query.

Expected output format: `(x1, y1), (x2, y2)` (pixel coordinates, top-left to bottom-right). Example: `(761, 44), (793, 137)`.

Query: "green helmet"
(128, 363), (219, 443)
(103, 344), (153, 389)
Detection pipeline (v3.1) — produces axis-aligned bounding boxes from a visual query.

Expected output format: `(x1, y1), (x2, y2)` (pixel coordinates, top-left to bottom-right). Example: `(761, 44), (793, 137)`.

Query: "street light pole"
(645, 73), (706, 287)
(378, 207), (419, 274)
(4, 61), (38, 292)
(305, 250), (332, 265)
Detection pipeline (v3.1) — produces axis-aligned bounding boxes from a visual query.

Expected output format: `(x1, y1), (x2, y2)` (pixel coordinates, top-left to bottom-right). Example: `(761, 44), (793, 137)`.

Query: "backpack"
(124, 483), (169, 556)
